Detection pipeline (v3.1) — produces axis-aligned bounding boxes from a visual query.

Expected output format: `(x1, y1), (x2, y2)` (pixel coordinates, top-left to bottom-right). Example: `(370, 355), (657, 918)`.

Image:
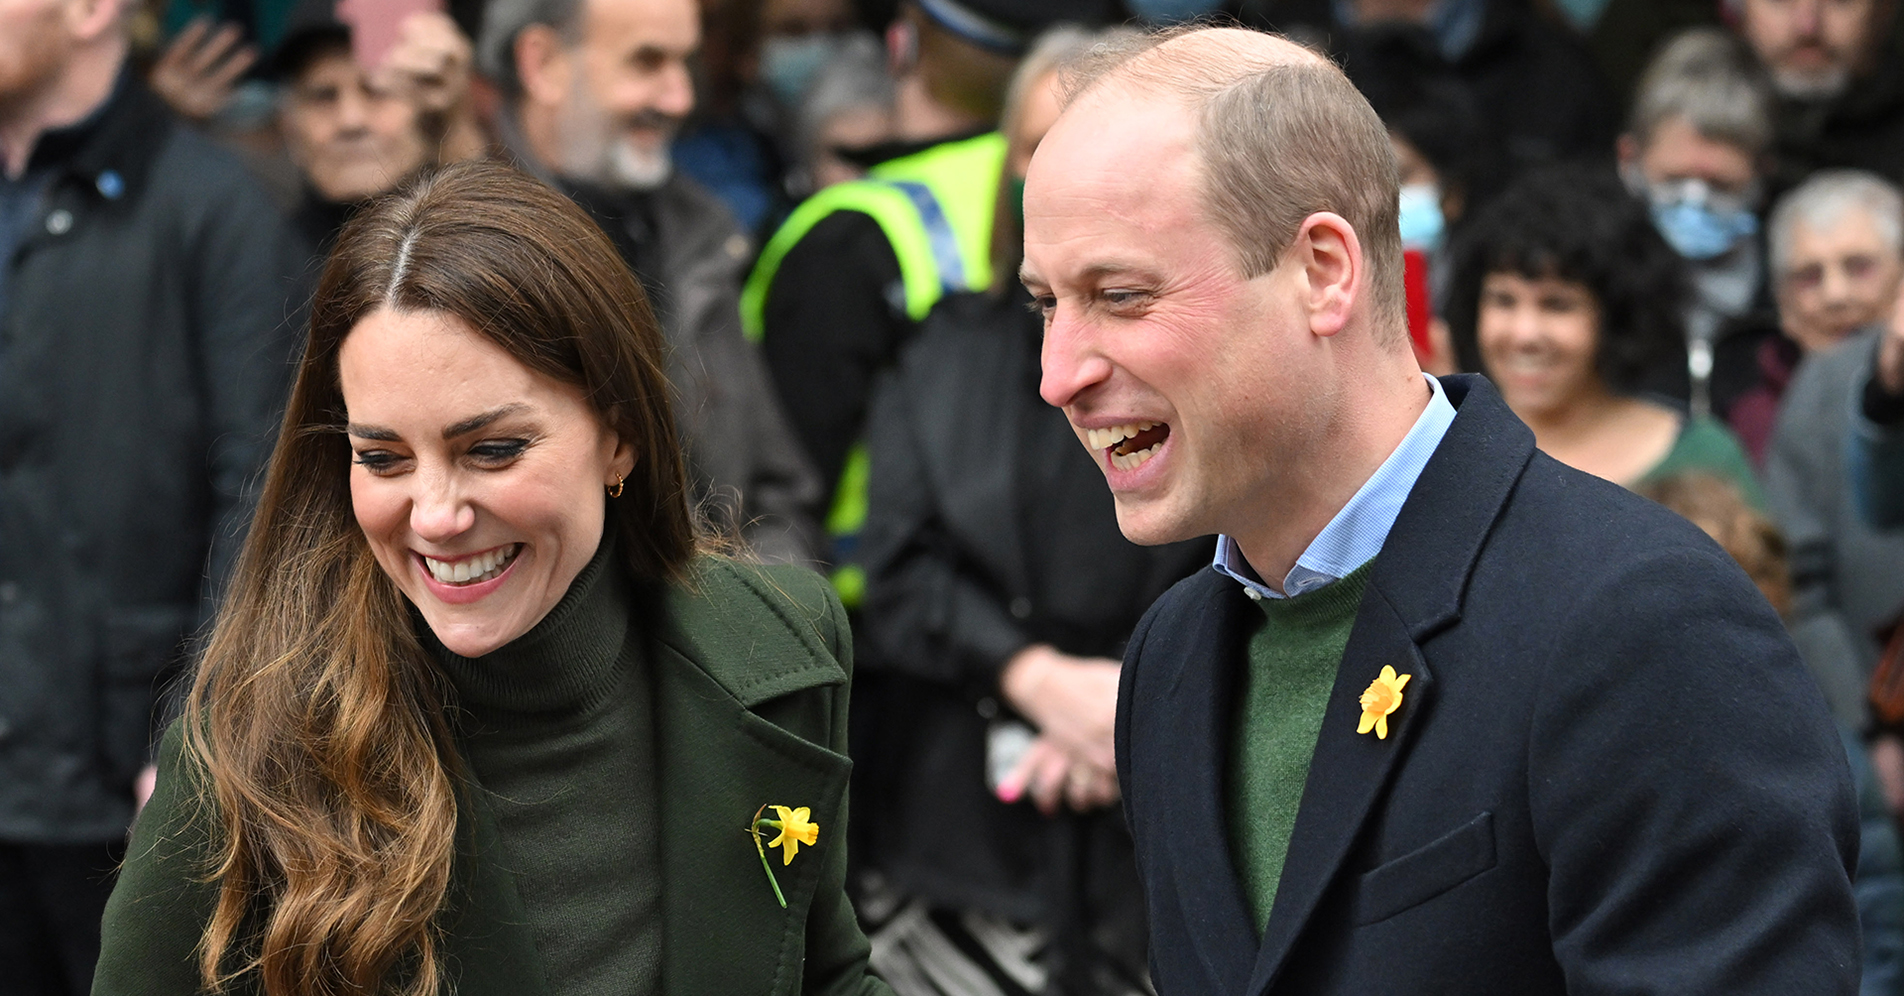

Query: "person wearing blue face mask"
(1617, 27), (1777, 422)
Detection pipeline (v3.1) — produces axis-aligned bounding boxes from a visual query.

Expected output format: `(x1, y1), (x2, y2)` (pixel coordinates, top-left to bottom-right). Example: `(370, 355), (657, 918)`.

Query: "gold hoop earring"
(607, 476), (624, 499)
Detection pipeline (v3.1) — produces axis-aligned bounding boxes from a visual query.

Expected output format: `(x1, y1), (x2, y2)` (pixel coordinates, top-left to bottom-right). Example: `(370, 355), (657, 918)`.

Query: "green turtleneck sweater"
(427, 541), (660, 996)
(1227, 563), (1372, 935)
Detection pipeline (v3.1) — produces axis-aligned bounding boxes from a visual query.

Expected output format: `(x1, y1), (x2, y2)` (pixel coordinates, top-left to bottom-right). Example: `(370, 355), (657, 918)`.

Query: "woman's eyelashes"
(466, 437), (532, 465)
(350, 437), (536, 475)
(352, 450), (405, 474)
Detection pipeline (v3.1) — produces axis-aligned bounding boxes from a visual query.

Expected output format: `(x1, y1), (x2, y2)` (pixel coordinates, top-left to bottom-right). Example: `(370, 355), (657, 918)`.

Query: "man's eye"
(1103, 290), (1148, 307)
(1026, 295), (1057, 317)
(468, 439), (530, 463)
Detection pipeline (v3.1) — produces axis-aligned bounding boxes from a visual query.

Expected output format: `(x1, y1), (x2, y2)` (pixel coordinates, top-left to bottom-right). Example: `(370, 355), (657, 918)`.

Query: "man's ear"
(1615, 132), (1640, 170)
(1296, 212), (1362, 338)
(66, 0), (128, 43)
(515, 23), (573, 110)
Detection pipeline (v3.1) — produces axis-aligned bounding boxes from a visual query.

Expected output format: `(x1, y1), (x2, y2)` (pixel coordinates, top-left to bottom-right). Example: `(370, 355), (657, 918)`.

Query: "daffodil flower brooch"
(1357, 665), (1412, 740)
(748, 804), (819, 908)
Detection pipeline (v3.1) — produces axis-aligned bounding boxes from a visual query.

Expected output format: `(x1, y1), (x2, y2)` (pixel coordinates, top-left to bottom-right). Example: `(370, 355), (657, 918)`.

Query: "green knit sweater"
(427, 541), (660, 996)
(1226, 563), (1372, 934)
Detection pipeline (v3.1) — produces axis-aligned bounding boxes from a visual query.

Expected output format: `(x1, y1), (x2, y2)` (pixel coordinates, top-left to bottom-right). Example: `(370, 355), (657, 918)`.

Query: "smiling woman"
(93, 160), (891, 996)
(1446, 165), (1764, 506)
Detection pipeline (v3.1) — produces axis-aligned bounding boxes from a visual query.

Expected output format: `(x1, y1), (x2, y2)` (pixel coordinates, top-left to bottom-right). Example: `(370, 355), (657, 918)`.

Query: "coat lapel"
(650, 561), (854, 996)
(1156, 575), (1263, 991)
(1239, 375), (1533, 994)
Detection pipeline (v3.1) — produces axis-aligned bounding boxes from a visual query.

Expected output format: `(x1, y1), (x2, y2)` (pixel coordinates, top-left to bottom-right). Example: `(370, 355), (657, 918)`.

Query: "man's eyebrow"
(442, 403), (533, 439)
(1021, 262), (1153, 287)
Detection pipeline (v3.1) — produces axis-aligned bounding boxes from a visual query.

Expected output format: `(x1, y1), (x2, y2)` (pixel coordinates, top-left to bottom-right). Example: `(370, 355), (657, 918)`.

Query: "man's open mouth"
(1086, 422), (1170, 471)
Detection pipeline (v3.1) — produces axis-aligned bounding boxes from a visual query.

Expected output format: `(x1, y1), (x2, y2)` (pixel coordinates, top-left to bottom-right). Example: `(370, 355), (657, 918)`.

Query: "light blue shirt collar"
(1214, 374), (1456, 600)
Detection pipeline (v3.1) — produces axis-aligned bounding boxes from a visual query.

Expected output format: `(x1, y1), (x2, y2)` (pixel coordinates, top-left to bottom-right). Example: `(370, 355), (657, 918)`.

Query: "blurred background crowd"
(5, 0), (1904, 992)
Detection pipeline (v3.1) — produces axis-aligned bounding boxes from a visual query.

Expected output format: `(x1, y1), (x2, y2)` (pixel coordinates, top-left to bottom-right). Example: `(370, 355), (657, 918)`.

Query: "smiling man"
(1022, 24), (1861, 995)
(478, 0), (825, 565)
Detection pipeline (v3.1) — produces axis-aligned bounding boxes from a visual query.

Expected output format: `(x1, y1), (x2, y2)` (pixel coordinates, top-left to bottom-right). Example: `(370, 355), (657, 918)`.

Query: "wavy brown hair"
(181, 159), (696, 996)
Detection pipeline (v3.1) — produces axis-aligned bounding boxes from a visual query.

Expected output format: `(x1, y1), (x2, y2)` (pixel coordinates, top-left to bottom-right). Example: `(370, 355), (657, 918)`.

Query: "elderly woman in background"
(93, 161), (891, 996)
(1616, 27), (1776, 422)
(854, 25), (1201, 996)
(1731, 171), (1904, 460)
(1447, 164), (1765, 504)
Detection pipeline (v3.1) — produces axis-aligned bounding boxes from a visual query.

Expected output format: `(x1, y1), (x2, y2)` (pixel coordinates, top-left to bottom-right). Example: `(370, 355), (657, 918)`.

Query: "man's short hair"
(1629, 27), (1774, 159)
(1063, 27), (1406, 340)
(1768, 169), (1904, 277)
(478, 0), (584, 98)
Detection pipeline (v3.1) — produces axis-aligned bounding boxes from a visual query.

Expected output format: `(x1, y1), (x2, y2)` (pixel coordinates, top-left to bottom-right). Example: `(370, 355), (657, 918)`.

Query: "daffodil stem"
(748, 808), (788, 909)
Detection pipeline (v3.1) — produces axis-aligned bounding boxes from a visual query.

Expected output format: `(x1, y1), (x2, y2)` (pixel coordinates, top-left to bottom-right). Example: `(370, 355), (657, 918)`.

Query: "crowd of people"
(4, 0), (1904, 992)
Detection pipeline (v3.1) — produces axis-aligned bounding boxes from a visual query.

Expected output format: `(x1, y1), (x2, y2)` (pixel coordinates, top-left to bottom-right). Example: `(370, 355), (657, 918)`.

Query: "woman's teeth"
(423, 545), (520, 585)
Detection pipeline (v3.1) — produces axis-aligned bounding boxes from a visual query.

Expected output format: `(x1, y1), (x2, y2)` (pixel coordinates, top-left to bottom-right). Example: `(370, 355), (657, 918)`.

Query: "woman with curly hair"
(1446, 164), (1764, 504)
(92, 160), (892, 996)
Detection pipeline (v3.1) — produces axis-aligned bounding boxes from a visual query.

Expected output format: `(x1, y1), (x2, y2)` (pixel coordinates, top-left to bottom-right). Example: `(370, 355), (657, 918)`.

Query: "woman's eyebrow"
(442, 403), (533, 439)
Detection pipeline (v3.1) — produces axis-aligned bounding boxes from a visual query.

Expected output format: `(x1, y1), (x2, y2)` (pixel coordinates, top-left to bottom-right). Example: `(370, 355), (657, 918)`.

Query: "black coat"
(857, 290), (1207, 988)
(1117, 376), (1860, 995)
(0, 74), (303, 843)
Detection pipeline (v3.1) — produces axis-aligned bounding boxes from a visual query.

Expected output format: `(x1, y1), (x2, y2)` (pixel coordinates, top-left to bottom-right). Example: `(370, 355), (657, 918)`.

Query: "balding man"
(1023, 26), (1860, 995)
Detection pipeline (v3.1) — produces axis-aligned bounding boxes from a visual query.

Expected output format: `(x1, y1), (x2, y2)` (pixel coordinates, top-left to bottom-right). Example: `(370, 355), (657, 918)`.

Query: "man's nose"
(654, 60), (695, 120)
(1791, 0), (1824, 36)
(1039, 311), (1112, 410)
(410, 471), (476, 542)
(1820, 259), (1854, 304)
(335, 85), (370, 131)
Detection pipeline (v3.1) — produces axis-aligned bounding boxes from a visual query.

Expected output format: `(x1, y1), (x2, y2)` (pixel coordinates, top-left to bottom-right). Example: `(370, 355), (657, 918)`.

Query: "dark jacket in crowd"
(1844, 727), (1904, 996)
(1767, 330), (1904, 729)
(0, 73), (303, 844)
(1854, 366), (1904, 529)
(1237, 0), (1618, 175)
(1118, 376), (1858, 994)
(498, 116), (824, 565)
(857, 289), (1209, 991)
(1768, 16), (1904, 197)
(569, 176), (825, 565)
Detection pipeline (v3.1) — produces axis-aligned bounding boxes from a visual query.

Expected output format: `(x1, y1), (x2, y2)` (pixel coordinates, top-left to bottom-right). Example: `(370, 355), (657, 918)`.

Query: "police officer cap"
(912, 0), (1124, 56)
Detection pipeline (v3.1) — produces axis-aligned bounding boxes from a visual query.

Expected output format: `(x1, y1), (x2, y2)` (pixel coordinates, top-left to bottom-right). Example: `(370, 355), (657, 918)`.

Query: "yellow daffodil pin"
(1357, 665), (1412, 740)
(747, 804), (820, 908)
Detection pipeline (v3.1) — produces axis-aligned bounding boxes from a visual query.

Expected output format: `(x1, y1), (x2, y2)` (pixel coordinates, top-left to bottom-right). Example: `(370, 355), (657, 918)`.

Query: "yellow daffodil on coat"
(1357, 665), (1412, 739)
(767, 806), (819, 865)
(747, 803), (820, 908)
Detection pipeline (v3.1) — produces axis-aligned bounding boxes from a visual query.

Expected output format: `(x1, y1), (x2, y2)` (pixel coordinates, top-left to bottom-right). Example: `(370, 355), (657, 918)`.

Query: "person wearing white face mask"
(1617, 27), (1776, 422)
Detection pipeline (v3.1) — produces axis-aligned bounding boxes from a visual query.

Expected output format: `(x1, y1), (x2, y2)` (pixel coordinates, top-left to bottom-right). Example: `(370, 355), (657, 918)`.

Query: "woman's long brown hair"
(182, 160), (696, 995)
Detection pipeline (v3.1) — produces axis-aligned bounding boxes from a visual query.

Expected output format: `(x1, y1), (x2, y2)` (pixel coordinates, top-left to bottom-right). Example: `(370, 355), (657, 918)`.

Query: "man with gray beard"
(479, 0), (824, 564)
(1733, 0), (1904, 195)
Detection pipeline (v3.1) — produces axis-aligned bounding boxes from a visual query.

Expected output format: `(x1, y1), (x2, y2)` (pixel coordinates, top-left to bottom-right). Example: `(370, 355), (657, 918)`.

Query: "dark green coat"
(93, 559), (891, 996)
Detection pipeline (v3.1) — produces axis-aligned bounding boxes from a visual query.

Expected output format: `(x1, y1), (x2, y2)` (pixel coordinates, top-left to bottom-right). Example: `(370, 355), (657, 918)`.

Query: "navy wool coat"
(1116, 375), (1860, 995)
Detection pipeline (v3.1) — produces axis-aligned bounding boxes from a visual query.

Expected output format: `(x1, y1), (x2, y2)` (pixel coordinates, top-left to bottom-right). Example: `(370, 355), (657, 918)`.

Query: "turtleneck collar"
(424, 536), (634, 717)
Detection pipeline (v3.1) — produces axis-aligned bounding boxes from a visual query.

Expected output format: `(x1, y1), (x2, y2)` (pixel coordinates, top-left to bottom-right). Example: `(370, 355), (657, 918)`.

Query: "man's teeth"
(1109, 443), (1163, 471)
(424, 545), (520, 585)
(1085, 421), (1160, 451)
